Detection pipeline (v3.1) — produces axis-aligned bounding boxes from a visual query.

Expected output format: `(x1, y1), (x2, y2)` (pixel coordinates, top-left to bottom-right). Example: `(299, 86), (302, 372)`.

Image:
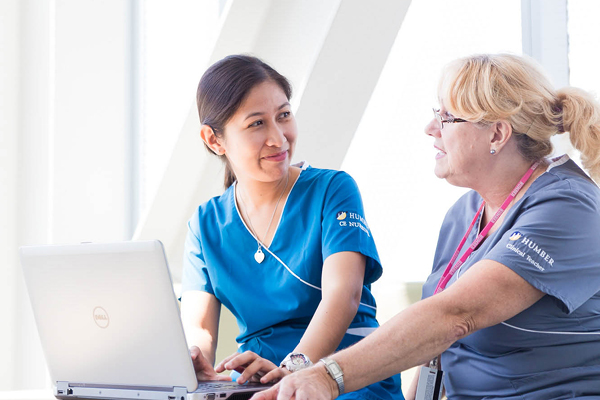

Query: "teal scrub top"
(182, 163), (403, 400)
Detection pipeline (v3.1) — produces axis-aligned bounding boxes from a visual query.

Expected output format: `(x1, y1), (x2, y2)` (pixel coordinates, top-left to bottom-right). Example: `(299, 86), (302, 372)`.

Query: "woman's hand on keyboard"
(216, 351), (291, 384)
(190, 346), (233, 382)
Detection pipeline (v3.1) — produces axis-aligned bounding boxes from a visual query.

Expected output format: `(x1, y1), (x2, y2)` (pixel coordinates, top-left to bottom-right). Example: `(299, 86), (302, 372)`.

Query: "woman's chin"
(433, 165), (447, 180)
(434, 168), (463, 188)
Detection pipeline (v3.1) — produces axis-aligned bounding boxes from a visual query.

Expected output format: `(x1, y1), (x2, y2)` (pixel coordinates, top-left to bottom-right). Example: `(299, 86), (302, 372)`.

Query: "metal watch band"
(320, 357), (345, 395)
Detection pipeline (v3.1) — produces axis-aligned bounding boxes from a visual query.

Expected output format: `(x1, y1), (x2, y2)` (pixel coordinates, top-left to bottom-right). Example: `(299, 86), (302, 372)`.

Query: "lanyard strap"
(433, 161), (541, 294)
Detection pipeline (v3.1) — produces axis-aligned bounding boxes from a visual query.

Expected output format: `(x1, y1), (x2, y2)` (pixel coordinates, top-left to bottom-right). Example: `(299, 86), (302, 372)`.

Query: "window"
(564, 0), (600, 167)
(341, 0), (522, 321)
(135, 1), (221, 225)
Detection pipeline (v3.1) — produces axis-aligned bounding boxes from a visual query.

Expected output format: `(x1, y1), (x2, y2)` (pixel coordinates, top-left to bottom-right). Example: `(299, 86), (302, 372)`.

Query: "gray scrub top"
(422, 155), (600, 399)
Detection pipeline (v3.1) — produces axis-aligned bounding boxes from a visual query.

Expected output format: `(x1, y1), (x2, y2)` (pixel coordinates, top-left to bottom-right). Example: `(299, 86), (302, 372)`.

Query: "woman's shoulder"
(527, 155), (600, 208)
(190, 185), (235, 224)
(295, 162), (358, 190)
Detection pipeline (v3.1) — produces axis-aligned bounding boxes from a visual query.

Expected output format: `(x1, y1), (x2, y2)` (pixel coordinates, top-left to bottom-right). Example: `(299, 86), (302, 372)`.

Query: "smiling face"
(425, 103), (493, 188)
(217, 80), (298, 184)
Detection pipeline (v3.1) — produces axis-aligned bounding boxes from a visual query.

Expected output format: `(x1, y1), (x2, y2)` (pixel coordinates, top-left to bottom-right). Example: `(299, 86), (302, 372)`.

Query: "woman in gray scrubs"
(253, 53), (600, 400)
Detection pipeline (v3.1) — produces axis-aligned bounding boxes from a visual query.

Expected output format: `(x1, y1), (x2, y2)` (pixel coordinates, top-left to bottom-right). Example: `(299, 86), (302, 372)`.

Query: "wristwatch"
(320, 357), (345, 396)
(280, 353), (313, 372)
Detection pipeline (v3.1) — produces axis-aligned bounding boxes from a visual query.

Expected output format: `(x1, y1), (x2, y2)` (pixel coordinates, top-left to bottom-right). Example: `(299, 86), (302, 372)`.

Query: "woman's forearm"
(292, 251), (365, 363)
(332, 295), (461, 393)
(293, 293), (360, 362)
(329, 260), (546, 393)
(180, 291), (222, 365)
(184, 326), (218, 365)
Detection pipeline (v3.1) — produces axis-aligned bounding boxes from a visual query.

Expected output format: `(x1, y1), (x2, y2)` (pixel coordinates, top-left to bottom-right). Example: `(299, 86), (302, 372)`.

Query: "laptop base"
(56, 381), (187, 400)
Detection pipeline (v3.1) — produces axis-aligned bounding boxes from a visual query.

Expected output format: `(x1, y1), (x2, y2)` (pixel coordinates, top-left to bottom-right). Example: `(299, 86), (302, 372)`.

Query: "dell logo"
(93, 306), (110, 328)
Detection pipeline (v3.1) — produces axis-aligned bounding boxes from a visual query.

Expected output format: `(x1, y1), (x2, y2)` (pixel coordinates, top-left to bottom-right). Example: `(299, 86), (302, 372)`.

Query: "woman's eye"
(279, 111), (291, 119)
(248, 120), (263, 128)
(442, 112), (455, 121)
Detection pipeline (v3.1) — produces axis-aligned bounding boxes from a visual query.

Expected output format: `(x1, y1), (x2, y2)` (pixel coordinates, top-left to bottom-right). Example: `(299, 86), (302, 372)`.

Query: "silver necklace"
(238, 172), (289, 264)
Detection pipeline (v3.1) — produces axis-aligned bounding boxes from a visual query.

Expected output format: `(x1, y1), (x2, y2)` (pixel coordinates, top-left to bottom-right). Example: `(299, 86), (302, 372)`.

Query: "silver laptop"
(20, 240), (271, 400)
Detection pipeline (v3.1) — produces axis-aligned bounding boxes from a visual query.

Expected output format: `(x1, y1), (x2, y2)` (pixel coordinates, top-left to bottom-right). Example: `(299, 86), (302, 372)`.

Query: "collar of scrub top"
(434, 160), (541, 294)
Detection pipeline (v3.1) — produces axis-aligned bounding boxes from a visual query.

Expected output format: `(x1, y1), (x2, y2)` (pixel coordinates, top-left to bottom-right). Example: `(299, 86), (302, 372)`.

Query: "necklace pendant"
(254, 248), (265, 264)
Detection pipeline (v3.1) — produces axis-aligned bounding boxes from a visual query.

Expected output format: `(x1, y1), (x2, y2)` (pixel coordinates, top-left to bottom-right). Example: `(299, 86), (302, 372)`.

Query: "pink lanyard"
(433, 161), (541, 294)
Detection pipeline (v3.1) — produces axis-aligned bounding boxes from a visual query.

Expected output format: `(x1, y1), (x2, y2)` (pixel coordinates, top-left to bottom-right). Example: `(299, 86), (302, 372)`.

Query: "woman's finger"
(216, 350), (257, 372)
(260, 367), (290, 384)
(215, 353), (238, 373)
(236, 359), (276, 384)
(213, 373), (234, 382)
(224, 351), (265, 371)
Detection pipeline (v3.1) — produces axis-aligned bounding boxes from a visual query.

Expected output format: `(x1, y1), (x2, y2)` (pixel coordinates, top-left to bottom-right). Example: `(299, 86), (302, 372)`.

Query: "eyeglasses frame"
(432, 108), (468, 129)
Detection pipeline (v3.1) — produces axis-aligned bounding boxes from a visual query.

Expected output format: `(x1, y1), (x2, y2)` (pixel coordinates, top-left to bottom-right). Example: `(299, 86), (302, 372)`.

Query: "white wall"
(5, 0), (133, 390)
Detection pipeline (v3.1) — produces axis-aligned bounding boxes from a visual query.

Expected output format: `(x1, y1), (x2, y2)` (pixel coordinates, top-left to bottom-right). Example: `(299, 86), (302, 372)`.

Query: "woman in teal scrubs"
(179, 55), (402, 400)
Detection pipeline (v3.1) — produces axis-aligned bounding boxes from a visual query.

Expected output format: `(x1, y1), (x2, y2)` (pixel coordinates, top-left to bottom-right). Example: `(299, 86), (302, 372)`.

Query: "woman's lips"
(263, 150), (288, 162)
(434, 145), (446, 159)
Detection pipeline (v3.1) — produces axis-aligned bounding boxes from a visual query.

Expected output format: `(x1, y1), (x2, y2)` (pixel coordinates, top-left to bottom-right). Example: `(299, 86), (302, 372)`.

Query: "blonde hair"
(439, 53), (600, 182)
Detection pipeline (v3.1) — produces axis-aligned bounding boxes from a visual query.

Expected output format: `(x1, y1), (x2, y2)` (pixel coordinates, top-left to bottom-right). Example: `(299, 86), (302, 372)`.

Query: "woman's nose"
(425, 118), (441, 138)
(266, 123), (286, 146)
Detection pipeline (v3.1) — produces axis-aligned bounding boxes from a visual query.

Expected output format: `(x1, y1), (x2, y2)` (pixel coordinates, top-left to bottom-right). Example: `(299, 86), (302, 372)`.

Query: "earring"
(490, 149), (496, 155)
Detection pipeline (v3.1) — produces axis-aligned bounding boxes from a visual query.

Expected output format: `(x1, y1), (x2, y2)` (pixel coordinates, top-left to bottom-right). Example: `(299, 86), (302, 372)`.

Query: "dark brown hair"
(197, 55), (292, 188)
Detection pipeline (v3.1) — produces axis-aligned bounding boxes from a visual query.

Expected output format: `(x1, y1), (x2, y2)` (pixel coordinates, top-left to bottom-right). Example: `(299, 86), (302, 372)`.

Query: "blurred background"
(1, 0), (598, 396)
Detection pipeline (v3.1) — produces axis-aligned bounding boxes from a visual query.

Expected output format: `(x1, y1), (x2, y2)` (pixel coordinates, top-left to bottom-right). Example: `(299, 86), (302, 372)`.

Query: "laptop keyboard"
(197, 382), (246, 390)
(195, 382), (270, 392)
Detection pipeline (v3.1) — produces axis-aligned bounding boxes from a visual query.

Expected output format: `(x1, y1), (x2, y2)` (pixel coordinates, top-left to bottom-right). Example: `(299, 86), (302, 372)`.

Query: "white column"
(521, 0), (569, 88)
(51, 0), (131, 243)
(521, 0), (572, 155)
(0, 0), (21, 390)
(14, 0), (55, 390)
(14, 0), (132, 389)
(293, 0), (411, 168)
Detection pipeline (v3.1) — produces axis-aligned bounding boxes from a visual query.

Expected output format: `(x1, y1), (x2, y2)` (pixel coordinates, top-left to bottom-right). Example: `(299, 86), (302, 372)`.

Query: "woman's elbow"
(348, 282), (364, 311)
(349, 290), (362, 314)
(450, 315), (477, 341)
(324, 286), (362, 317)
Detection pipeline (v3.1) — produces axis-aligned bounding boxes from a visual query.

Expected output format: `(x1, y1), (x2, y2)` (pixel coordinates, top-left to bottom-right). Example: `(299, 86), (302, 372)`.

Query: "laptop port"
(206, 394), (215, 400)
(67, 388), (73, 395)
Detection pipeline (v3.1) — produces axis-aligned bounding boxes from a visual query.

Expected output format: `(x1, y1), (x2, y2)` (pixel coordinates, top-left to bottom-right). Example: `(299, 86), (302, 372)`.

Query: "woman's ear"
(200, 125), (225, 155)
(490, 120), (513, 152)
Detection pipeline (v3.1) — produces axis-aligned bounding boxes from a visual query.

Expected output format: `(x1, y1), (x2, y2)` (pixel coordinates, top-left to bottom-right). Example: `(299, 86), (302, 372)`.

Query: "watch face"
(329, 363), (341, 374)
(290, 354), (307, 366)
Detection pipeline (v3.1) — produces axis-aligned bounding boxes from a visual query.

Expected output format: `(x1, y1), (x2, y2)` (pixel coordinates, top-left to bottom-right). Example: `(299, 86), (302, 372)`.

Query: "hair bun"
(553, 103), (565, 133)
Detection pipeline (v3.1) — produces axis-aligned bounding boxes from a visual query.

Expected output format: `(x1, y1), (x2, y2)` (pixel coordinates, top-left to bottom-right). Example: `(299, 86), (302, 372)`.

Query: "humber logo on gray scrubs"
(506, 231), (555, 271)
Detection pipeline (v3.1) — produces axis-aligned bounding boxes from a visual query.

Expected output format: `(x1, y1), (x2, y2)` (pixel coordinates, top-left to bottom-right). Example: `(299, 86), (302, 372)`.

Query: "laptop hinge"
(56, 381), (188, 400)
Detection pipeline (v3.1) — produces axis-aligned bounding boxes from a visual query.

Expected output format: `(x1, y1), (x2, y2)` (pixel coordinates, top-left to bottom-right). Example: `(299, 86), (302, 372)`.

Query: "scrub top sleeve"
(181, 217), (215, 295)
(321, 171), (382, 285)
(485, 189), (600, 313)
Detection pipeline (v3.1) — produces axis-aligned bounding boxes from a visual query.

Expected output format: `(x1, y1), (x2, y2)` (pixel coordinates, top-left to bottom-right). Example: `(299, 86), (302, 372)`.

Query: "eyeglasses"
(432, 108), (468, 129)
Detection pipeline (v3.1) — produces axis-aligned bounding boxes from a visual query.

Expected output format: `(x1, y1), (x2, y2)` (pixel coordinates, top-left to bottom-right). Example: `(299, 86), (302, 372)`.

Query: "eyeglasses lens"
(432, 108), (443, 129)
